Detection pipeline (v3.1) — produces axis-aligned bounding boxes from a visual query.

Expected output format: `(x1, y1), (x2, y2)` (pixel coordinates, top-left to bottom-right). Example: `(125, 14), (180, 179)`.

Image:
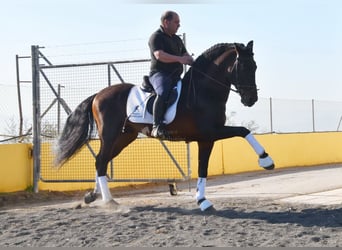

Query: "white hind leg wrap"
(98, 176), (113, 202)
(94, 172), (101, 194)
(245, 133), (264, 156)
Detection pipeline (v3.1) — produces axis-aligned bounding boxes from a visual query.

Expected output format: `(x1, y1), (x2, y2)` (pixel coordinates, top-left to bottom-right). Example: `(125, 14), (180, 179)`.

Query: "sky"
(0, 0), (342, 135)
(1, 0), (341, 100)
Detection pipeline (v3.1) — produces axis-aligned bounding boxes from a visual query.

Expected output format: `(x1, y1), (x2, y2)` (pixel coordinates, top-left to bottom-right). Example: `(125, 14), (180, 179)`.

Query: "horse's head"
(230, 41), (258, 107)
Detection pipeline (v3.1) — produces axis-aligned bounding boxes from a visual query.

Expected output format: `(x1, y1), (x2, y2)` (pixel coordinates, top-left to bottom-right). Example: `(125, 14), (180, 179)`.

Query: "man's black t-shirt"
(148, 27), (188, 78)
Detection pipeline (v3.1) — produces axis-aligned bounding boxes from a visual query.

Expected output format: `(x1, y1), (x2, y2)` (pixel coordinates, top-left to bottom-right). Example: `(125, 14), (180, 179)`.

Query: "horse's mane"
(182, 43), (236, 104)
(200, 43), (235, 61)
(190, 43), (235, 71)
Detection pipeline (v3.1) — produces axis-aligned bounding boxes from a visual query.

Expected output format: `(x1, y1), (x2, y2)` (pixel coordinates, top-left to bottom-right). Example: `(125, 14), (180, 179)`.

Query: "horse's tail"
(53, 94), (96, 167)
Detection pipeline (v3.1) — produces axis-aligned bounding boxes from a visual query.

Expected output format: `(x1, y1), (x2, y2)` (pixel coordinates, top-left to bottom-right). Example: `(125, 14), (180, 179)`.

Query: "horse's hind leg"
(94, 131), (138, 203)
(84, 171), (101, 204)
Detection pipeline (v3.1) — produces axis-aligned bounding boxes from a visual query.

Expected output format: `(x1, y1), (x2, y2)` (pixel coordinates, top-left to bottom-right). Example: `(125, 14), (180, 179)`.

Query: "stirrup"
(151, 125), (169, 139)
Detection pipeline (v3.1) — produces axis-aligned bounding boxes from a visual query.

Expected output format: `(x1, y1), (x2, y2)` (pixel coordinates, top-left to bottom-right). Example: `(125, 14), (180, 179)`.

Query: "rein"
(190, 66), (239, 93)
(185, 65), (238, 109)
(185, 57), (259, 108)
(192, 67), (236, 91)
(188, 57), (258, 96)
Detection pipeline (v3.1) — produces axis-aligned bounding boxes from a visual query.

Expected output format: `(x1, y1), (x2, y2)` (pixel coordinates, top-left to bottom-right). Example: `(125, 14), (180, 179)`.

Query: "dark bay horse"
(54, 40), (274, 211)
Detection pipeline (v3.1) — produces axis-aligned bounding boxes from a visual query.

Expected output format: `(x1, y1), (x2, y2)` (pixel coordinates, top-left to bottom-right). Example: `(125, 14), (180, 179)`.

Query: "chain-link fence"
(2, 40), (342, 144)
(225, 94), (342, 134)
(29, 46), (191, 191)
(2, 83), (341, 144)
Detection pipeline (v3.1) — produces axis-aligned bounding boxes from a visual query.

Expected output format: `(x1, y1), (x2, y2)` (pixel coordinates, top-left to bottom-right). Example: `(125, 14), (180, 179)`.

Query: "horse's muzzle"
(240, 89), (258, 107)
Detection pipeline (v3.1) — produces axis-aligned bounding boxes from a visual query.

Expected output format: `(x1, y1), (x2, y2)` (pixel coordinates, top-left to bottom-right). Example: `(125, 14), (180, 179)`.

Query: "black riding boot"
(151, 95), (169, 139)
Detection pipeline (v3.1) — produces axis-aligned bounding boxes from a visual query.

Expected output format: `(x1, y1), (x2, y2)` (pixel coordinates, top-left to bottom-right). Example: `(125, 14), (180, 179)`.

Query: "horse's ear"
(247, 40), (254, 50)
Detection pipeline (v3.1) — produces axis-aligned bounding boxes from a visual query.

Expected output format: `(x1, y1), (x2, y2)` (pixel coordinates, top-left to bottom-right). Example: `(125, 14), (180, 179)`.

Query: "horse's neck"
(181, 45), (237, 105)
(181, 66), (230, 106)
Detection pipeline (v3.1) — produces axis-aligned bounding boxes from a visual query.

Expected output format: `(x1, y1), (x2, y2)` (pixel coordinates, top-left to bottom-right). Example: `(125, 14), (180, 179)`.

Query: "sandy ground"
(0, 166), (341, 247)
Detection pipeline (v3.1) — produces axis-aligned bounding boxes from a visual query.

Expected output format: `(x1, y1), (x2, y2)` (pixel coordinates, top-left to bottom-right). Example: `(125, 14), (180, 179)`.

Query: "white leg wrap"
(196, 177), (206, 201)
(199, 199), (213, 211)
(259, 155), (274, 169)
(245, 133), (264, 156)
(94, 172), (101, 194)
(98, 176), (113, 202)
(196, 178), (214, 211)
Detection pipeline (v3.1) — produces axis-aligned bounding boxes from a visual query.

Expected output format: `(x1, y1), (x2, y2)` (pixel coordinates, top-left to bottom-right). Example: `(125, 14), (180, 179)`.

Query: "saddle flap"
(146, 85), (178, 114)
(127, 80), (182, 125)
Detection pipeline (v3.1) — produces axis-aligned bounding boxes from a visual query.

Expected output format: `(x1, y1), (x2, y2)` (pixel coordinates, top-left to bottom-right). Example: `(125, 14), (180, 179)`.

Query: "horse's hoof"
(84, 191), (99, 204)
(264, 163), (275, 170)
(169, 183), (178, 196)
(197, 198), (214, 211)
(258, 153), (275, 170)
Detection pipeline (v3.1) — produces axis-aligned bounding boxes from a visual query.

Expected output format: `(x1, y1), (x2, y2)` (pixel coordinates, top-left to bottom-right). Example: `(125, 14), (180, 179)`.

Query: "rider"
(148, 10), (194, 139)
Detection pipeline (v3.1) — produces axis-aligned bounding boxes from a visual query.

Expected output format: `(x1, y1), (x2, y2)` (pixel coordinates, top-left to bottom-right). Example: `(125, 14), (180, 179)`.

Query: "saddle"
(126, 76), (182, 125)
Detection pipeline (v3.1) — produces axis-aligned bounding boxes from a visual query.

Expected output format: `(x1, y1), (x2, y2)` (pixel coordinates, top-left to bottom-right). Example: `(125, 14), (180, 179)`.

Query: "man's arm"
(153, 50), (193, 65)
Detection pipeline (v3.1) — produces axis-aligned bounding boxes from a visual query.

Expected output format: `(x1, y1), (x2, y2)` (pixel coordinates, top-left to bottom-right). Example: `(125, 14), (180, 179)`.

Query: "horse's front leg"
(196, 141), (215, 211)
(245, 133), (274, 170)
(213, 126), (274, 170)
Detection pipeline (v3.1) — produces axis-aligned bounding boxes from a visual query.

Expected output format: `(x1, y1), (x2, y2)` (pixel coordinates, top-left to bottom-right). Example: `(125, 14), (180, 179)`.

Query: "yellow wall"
(0, 143), (33, 192)
(38, 139), (189, 191)
(220, 132), (342, 174)
(0, 132), (341, 193)
(187, 132), (342, 177)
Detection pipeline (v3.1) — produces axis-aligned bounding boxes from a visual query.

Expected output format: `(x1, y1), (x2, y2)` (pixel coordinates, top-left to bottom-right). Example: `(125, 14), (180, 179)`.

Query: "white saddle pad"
(126, 80), (182, 124)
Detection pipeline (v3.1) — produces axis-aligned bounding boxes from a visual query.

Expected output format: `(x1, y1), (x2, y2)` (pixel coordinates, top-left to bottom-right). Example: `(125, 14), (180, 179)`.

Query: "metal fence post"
(31, 45), (41, 193)
(269, 97), (273, 133)
(15, 55), (24, 138)
(312, 99), (316, 132)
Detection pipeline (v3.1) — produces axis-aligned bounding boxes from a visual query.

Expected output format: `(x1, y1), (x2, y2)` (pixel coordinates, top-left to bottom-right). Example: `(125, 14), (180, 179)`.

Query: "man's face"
(165, 14), (180, 35)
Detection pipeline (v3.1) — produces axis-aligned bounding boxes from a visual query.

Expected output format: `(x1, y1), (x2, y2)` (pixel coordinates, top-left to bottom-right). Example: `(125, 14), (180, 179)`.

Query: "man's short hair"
(161, 11), (177, 23)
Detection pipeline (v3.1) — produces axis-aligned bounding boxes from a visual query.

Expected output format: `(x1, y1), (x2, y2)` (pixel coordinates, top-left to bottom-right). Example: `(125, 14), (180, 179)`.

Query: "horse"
(54, 40), (275, 211)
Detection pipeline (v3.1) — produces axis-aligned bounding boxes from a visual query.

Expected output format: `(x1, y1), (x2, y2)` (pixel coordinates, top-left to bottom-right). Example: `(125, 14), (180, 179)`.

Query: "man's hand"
(154, 50), (194, 65)
(179, 54), (194, 65)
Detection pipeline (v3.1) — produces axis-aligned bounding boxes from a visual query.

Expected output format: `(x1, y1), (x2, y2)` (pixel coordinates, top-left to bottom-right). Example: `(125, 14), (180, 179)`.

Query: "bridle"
(229, 56), (258, 94)
(189, 55), (258, 94)
(186, 57), (240, 108)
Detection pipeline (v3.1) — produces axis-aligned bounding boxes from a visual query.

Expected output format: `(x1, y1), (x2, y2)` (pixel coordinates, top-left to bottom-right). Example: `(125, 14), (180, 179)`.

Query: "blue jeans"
(149, 72), (177, 101)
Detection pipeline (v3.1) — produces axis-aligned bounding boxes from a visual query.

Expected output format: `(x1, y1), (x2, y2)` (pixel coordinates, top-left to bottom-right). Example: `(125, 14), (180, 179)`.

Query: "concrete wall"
(0, 143), (33, 192)
(202, 132), (342, 177)
(0, 132), (341, 193)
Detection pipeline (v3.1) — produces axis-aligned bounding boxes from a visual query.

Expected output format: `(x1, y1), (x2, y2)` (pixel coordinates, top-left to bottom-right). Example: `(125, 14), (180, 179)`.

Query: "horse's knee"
(239, 127), (250, 137)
